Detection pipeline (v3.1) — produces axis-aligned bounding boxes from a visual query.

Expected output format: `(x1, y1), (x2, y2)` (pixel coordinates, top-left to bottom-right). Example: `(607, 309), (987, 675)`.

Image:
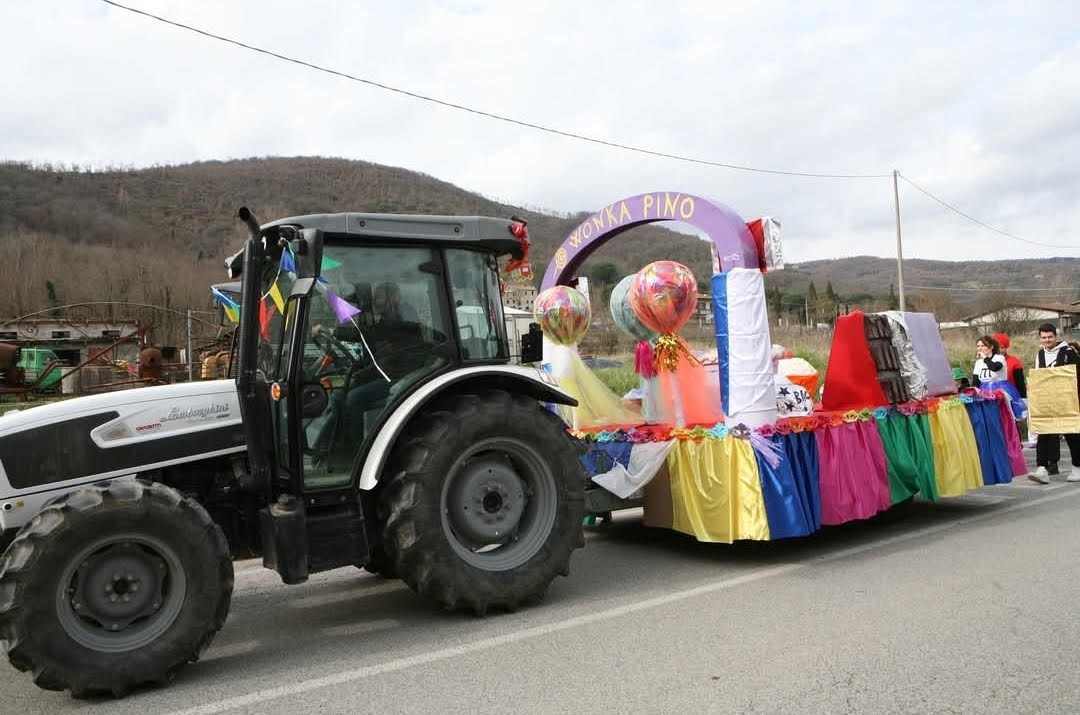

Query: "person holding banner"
(1027, 323), (1080, 483)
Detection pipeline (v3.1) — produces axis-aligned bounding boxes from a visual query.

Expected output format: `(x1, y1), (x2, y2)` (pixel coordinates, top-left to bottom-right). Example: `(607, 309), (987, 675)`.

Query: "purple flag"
(327, 290), (361, 323)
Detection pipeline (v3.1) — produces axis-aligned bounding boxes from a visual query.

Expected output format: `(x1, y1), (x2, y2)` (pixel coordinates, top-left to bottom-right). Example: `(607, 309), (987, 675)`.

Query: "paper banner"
(321, 256), (342, 272)
(222, 305), (239, 323)
(268, 281), (286, 313)
(327, 289), (362, 323)
(1028, 365), (1080, 434)
(280, 250), (296, 275)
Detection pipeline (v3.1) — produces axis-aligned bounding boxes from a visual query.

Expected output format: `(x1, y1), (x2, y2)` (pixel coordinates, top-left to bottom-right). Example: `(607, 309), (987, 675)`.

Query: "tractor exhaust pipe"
(238, 206), (261, 244)
(235, 207), (263, 399)
(233, 207), (277, 500)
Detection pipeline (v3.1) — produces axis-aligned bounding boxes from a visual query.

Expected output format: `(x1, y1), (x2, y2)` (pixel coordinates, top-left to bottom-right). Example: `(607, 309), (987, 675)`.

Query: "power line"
(905, 284), (1077, 293)
(100, 0), (890, 180)
(2, 302), (222, 329)
(898, 173), (1080, 250)
(96, 1), (1080, 251)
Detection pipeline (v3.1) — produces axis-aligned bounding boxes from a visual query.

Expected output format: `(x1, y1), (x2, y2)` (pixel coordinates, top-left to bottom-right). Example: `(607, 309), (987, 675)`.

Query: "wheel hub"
(445, 457), (527, 546)
(73, 544), (166, 631)
(437, 435), (561, 572)
(57, 534), (187, 653)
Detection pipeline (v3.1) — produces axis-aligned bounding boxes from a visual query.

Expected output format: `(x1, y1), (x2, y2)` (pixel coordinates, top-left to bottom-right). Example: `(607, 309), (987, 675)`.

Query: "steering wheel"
(310, 328), (360, 377)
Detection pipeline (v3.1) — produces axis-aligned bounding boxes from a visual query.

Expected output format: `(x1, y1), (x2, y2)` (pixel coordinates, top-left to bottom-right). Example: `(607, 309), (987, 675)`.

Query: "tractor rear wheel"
(0, 480), (233, 697)
(381, 390), (585, 614)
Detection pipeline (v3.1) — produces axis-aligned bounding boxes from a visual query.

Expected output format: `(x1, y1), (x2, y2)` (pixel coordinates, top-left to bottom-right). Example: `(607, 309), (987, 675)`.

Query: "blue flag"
(211, 287), (239, 310)
(280, 249), (296, 275)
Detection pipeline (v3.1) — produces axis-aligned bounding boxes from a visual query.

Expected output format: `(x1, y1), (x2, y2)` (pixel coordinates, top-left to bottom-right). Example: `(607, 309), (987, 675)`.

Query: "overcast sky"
(4, 1), (1079, 264)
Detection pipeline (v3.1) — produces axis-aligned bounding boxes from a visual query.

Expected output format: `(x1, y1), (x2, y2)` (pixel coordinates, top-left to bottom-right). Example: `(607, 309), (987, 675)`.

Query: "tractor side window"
(446, 249), (508, 361)
(257, 261), (298, 381)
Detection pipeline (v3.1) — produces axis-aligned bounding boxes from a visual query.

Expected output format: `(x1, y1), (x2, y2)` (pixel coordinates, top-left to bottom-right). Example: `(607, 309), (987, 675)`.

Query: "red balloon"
(630, 261), (698, 335)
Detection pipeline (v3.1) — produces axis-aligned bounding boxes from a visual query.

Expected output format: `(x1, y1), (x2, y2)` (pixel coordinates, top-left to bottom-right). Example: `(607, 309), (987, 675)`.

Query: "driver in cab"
(339, 282), (430, 411)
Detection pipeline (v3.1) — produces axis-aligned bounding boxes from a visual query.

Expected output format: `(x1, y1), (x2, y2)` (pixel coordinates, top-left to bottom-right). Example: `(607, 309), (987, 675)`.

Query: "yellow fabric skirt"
(668, 438), (770, 543)
(927, 400), (983, 497)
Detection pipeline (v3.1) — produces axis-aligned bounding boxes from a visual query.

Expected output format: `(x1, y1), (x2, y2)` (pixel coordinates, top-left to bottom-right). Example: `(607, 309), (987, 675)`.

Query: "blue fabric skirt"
(982, 379), (1026, 420)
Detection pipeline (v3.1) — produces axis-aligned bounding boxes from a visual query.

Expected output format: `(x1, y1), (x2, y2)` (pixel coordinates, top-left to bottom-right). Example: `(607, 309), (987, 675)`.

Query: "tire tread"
(0, 480), (233, 697)
(380, 389), (585, 614)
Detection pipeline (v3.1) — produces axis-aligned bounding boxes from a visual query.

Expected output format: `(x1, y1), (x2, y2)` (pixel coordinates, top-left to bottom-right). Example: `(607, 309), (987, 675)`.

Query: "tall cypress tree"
(46, 281), (60, 317)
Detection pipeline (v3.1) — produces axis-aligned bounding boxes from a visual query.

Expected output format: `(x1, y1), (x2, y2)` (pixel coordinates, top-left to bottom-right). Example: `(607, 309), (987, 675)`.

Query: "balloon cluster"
(533, 285), (590, 346)
(532, 260), (697, 372)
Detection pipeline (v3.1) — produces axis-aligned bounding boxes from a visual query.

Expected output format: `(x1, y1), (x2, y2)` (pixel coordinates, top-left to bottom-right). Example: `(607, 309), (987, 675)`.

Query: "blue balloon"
(609, 275), (657, 342)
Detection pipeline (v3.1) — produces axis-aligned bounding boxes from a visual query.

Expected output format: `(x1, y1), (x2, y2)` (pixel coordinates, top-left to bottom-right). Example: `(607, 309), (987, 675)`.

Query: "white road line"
(163, 487), (1080, 715)
(950, 494), (1011, 505)
(1010, 482), (1068, 489)
(288, 581), (407, 609)
(321, 619), (401, 637)
(200, 640), (261, 662)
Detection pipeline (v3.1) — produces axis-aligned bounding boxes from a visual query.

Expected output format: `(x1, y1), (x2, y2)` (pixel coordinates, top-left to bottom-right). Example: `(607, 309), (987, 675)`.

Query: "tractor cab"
(230, 209), (563, 584)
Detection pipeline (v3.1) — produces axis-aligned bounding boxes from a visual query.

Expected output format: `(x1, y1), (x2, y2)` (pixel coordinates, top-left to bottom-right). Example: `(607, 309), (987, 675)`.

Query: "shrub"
(593, 366), (639, 397)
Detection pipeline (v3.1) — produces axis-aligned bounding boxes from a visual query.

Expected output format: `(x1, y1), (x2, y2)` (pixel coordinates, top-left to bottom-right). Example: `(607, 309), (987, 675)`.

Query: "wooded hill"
(1, 156), (1075, 341)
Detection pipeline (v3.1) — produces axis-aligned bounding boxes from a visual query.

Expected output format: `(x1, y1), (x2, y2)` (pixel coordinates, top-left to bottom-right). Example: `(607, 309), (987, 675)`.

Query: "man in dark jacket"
(1028, 323), (1080, 484)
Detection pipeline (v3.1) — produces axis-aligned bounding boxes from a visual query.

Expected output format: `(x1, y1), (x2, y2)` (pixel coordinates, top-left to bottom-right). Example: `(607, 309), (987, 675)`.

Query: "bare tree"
(987, 303), (1041, 336)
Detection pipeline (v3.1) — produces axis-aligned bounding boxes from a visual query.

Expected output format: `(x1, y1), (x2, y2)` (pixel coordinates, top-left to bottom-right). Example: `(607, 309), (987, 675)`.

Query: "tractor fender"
(358, 365), (577, 491)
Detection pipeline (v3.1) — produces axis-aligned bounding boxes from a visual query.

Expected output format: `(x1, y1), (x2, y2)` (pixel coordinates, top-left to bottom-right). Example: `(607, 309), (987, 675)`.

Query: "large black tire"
(0, 480), (233, 697)
(381, 390), (585, 614)
(361, 546), (398, 579)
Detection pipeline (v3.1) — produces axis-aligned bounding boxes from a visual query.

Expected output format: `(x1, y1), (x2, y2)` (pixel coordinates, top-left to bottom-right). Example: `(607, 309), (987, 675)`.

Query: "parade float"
(533, 192), (1026, 543)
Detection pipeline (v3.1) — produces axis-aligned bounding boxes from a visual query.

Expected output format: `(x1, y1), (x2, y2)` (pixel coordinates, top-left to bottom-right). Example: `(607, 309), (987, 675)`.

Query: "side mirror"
(521, 322), (543, 364)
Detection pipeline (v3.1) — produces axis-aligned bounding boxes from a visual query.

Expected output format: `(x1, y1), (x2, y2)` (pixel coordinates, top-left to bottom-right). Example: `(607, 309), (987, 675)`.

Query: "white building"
(0, 318), (143, 366)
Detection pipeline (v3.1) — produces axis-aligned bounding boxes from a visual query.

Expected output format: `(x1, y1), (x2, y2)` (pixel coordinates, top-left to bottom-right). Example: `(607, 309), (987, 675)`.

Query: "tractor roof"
(260, 213), (525, 258)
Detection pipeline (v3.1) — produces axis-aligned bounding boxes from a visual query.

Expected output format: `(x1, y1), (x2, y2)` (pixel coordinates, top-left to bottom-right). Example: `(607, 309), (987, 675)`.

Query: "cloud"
(1, 0), (1078, 265)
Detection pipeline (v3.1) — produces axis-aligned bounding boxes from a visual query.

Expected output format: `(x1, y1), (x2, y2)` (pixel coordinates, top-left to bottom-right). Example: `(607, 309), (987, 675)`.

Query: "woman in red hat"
(993, 332), (1027, 398)
(994, 332), (1029, 440)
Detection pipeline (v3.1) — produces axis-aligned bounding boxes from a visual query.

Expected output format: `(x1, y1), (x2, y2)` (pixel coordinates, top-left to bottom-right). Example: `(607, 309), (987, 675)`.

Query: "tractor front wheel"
(0, 480), (233, 697)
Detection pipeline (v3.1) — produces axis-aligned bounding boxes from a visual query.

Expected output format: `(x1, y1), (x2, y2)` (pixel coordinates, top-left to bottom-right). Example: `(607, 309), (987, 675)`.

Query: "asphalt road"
(4, 447), (1079, 715)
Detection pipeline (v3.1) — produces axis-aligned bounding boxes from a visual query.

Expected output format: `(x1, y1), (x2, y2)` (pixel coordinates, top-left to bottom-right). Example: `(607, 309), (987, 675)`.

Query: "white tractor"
(0, 208), (585, 697)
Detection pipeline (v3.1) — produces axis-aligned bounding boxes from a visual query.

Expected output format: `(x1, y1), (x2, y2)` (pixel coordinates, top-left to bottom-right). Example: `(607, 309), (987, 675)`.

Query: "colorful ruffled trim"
(568, 391), (1000, 444)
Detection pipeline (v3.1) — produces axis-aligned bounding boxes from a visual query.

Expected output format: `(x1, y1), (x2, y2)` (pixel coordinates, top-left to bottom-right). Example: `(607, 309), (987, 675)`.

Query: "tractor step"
(260, 495), (370, 584)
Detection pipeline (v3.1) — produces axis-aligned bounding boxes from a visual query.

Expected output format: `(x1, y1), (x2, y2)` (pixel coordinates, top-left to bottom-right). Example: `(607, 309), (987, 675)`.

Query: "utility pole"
(186, 309), (194, 382)
(892, 170), (906, 311)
